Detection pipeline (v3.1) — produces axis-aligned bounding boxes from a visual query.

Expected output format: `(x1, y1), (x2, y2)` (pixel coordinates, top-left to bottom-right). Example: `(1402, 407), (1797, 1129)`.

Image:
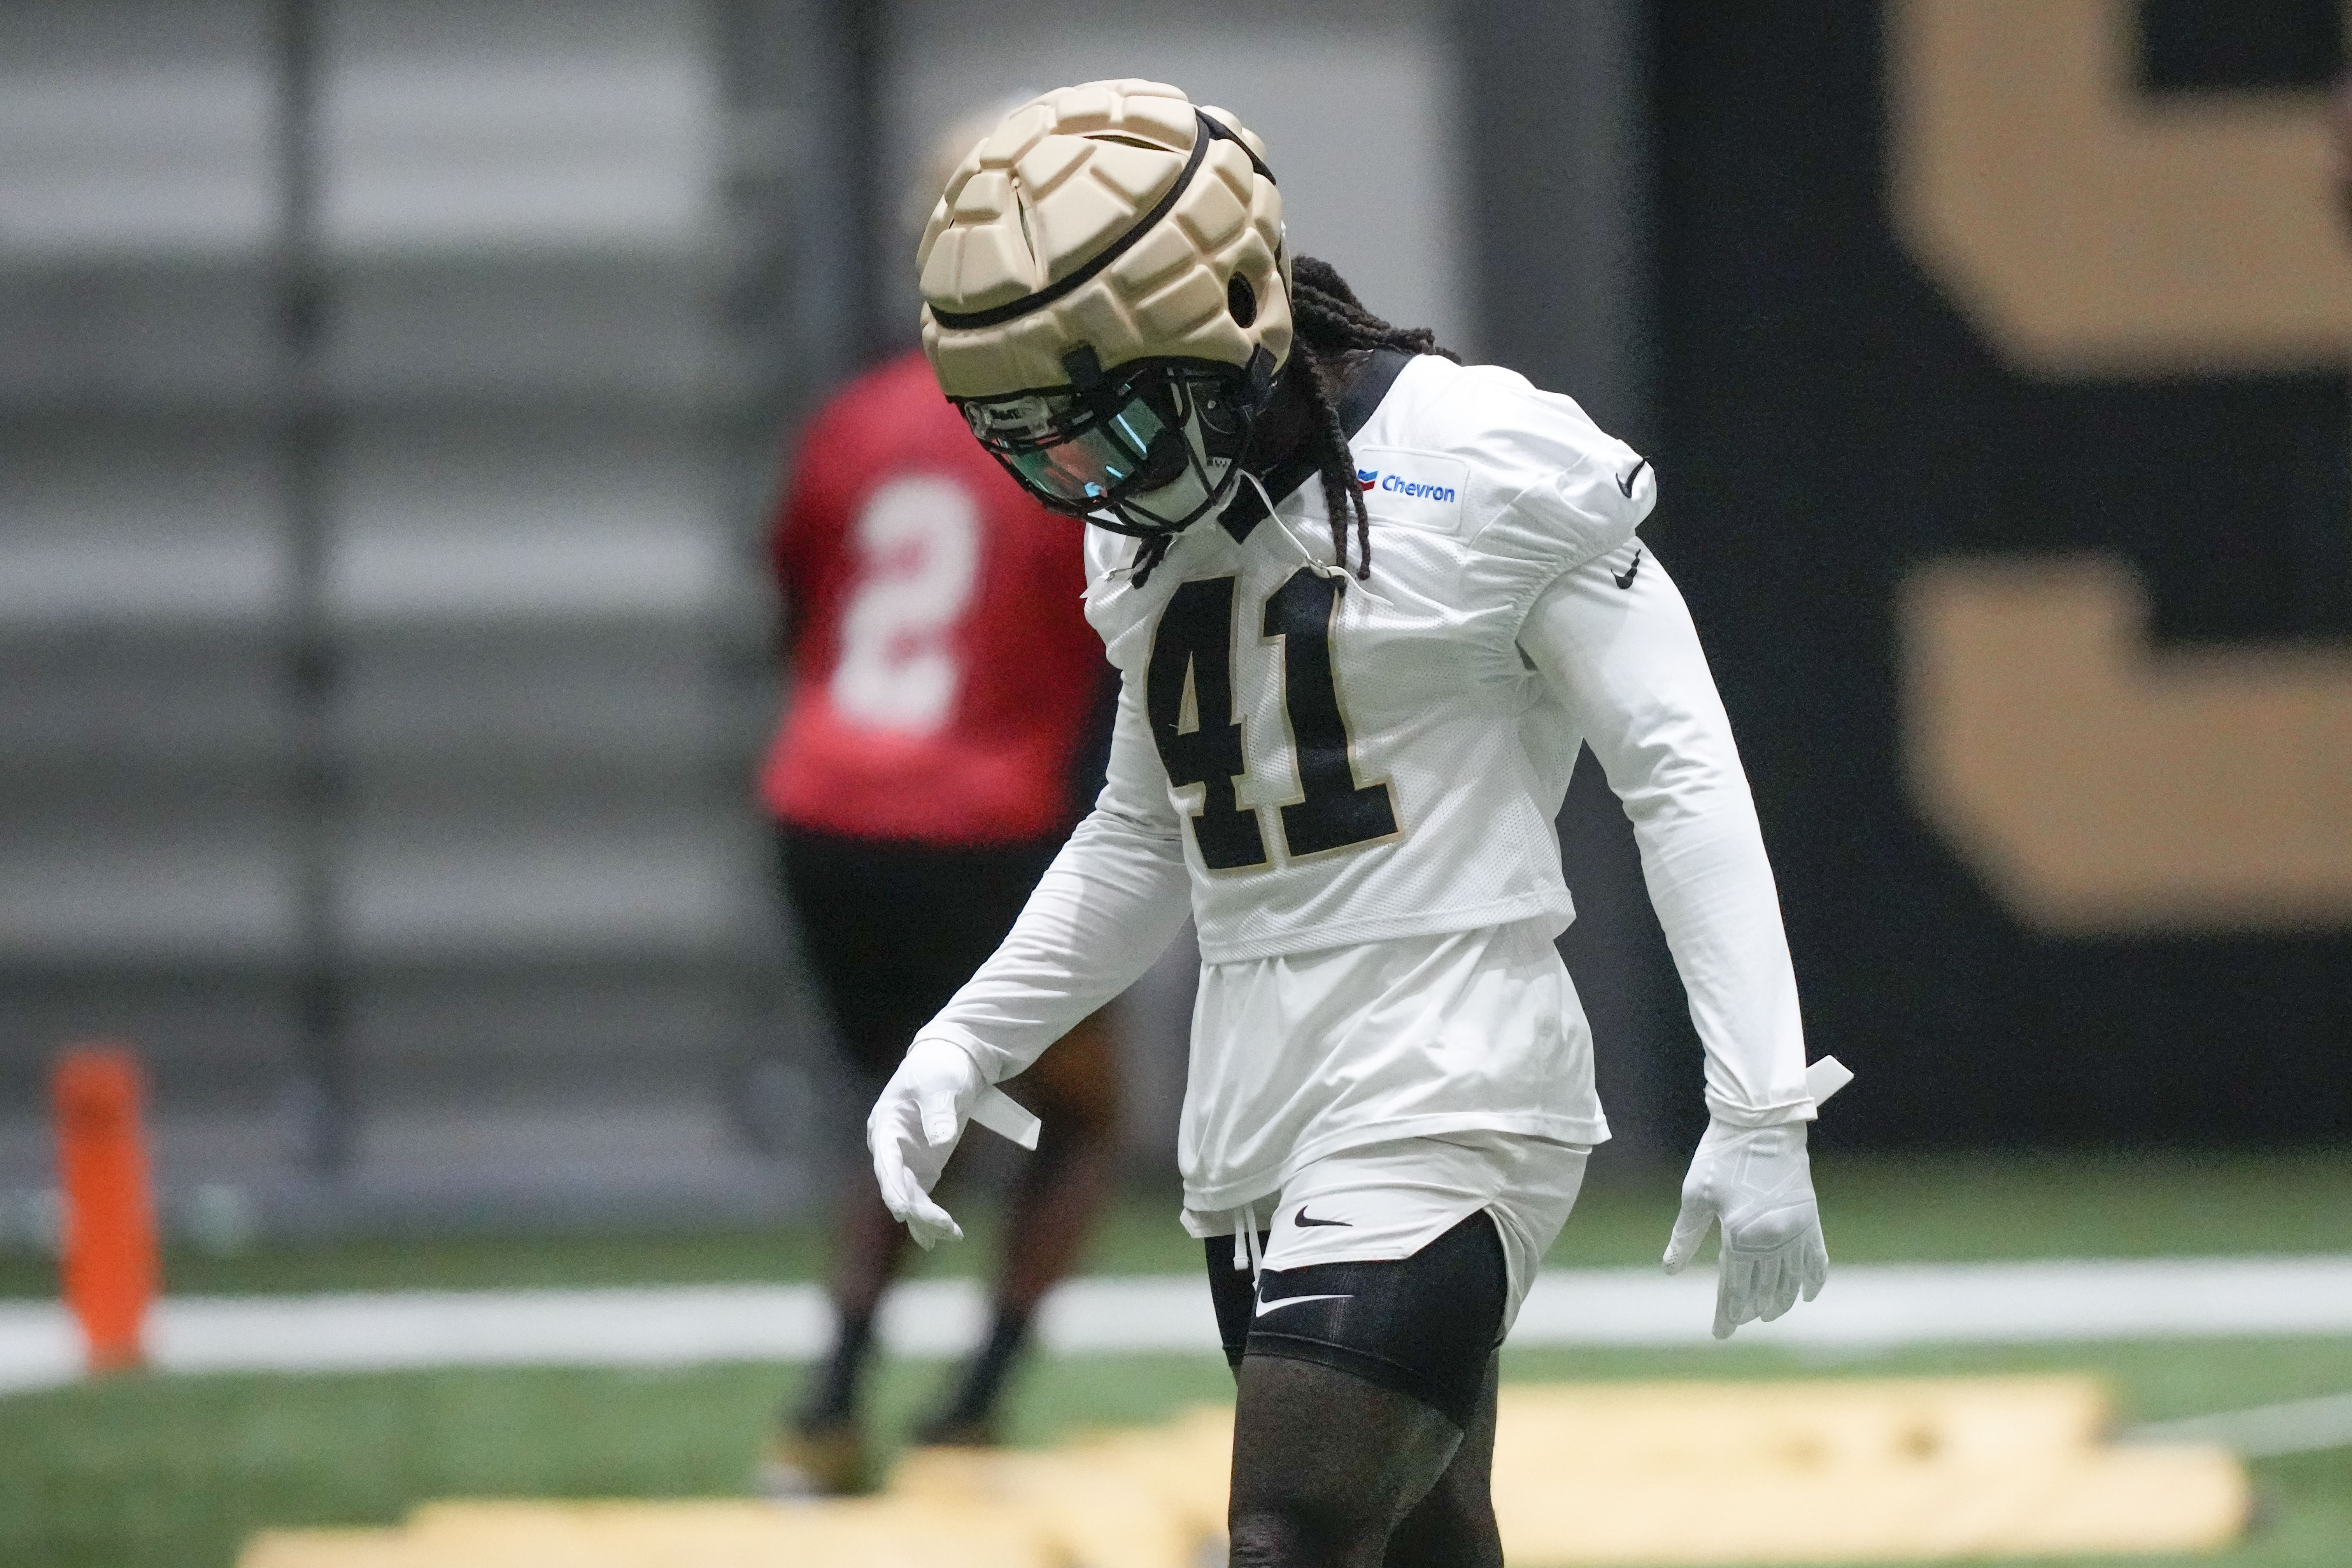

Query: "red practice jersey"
(759, 350), (1106, 846)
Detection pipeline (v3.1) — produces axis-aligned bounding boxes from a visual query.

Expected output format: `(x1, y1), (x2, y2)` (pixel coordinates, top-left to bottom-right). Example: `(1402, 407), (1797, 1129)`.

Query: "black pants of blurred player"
(775, 823), (1120, 1486)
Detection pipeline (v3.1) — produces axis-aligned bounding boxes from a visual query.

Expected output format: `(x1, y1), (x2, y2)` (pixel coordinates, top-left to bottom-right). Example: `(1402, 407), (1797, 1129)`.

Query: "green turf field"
(6, 1339), (2348, 1568)
(4, 1149), (2349, 1568)
(5, 1147), (2347, 1299)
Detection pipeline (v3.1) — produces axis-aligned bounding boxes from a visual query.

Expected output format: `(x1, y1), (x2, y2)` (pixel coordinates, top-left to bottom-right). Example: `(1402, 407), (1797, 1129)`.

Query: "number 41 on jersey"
(1144, 570), (1399, 869)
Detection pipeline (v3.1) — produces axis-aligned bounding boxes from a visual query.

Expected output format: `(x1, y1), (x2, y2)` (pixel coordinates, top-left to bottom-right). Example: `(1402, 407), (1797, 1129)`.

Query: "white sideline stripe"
(1514, 1255), (2352, 1348)
(2125, 1390), (2352, 1458)
(3, 1255), (2350, 1396)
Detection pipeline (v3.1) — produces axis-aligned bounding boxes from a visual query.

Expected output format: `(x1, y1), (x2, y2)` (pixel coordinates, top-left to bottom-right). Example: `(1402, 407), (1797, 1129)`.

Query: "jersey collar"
(1217, 348), (1414, 543)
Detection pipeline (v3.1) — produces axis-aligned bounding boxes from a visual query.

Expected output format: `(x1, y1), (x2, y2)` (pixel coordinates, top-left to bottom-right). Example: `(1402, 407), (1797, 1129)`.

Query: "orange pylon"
(52, 1045), (158, 1373)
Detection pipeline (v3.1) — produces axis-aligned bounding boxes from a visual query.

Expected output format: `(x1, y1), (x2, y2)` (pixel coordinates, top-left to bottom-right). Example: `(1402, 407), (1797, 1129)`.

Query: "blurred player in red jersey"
(757, 110), (1123, 1497)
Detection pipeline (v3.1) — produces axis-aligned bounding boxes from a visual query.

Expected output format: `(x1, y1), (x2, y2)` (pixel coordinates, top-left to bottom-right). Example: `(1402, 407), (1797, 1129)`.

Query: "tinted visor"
(959, 361), (1249, 513)
(1001, 393), (1180, 505)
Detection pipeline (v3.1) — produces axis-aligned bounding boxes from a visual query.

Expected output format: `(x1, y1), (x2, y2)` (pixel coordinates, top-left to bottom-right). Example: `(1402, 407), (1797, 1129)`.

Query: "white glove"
(866, 1038), (987, 1249)
(1662, 1119), (1828, 1340)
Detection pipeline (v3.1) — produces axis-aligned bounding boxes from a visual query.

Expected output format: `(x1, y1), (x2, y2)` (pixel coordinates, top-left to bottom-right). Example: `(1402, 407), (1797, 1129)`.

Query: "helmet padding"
(917, 80), (1290, 400)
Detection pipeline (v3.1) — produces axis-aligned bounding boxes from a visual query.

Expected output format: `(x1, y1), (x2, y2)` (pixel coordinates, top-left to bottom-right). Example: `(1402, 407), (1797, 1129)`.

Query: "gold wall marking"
(1889, 0), (2352, 930)
(1891, 0), (2352, 373)
(1905, 558), (2352, 932)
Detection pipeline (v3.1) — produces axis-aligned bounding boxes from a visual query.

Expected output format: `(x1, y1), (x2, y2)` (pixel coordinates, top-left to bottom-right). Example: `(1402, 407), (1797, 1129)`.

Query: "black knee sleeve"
(1204, 1211), (1506, 1429)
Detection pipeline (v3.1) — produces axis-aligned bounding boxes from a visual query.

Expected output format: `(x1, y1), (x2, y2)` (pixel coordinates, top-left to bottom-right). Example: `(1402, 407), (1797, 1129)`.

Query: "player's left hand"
(867, 1038), (986, 1249)
(1662, 1120), (1828, 1339)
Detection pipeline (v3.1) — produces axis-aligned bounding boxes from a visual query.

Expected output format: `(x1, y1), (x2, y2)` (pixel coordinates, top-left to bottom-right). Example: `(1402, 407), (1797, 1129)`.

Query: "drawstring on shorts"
(1230, 1201), (1263, 1281)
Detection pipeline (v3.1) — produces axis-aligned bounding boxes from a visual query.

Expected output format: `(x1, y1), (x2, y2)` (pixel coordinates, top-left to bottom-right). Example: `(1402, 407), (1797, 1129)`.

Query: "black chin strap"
(1217, 348), (1412, 544)
(1128, 533), (1177, 587)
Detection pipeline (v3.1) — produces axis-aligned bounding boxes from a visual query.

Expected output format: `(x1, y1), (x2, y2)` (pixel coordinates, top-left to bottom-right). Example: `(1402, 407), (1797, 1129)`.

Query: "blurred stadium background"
(2, 1), (2348, 1564)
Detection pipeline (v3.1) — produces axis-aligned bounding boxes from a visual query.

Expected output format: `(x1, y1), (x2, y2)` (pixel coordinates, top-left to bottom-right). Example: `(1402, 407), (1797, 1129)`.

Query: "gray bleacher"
(0, 0), (839, 1235)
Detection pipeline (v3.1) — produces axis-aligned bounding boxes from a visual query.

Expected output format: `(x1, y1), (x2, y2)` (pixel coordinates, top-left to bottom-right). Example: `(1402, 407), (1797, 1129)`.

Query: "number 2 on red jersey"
(829, 477), (979, 734)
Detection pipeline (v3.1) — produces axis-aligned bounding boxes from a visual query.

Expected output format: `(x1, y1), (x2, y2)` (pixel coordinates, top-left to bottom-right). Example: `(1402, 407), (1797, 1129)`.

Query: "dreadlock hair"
(1283, 255), (1460, 580)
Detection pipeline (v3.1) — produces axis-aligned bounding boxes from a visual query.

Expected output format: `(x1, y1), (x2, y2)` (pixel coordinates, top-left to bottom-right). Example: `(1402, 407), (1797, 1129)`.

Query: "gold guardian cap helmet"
(917, 80), (1291, 537)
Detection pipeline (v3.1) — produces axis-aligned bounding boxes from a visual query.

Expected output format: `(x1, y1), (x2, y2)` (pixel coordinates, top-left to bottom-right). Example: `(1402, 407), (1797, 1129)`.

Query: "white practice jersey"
(914, 352), (1814, 1207)
(1078, 353), (1654, 960)
(1178, 918), (1605, 1208)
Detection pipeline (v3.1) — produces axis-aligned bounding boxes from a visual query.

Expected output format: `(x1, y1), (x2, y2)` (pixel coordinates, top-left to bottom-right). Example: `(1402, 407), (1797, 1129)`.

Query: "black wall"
(1645, 0), (2352, 1148)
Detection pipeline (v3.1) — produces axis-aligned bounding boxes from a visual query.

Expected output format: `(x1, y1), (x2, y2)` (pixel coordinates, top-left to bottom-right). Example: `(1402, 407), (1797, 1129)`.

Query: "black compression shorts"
(777, 823), (1061, 1086)
(1205, 1211), (1507, 1430)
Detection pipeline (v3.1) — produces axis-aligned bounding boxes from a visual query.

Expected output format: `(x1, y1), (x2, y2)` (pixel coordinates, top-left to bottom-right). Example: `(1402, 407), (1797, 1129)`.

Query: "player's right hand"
(867, 1037), (987, 1249)
(1662, 1119), (1828, 1339)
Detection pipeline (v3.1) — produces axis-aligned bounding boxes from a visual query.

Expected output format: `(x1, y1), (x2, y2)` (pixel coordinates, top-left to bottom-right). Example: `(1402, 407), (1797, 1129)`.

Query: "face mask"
(959, 350), (1274, 538)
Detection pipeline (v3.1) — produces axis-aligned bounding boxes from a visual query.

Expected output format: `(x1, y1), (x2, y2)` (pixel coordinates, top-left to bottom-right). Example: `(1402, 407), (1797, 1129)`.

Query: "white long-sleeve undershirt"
(913, 683), (1190, 1086)
(1518, 547), (1813, 1127)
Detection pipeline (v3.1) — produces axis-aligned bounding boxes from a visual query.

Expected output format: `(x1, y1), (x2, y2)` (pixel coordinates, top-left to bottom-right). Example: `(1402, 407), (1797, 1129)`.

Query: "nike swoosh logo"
(1292, 1208), (1350, 1228)
(1615, 549), (1644, 590)
(1616, 457), (1650, 498)
(1255, 1293), (1353, 1318)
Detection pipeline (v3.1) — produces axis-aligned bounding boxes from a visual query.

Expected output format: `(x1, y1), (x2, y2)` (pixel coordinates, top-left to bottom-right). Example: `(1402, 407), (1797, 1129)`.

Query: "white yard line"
(3, 1255), (2350, 1398)
(1512, 1255), (2352, 1348)
(2124, 1390), (2352, 1457)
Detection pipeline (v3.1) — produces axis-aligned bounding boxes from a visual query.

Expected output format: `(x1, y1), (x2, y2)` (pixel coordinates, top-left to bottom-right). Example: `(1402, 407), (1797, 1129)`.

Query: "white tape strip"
(970, 1086), (1041, 1150)
(1805, 1055), (1855, 1106)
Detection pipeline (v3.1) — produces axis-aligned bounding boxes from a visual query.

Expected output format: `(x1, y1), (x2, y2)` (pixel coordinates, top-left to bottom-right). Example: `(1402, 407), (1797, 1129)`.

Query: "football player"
(869, 82), (1830, 1564)
(756, 108), (1127, 1495)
